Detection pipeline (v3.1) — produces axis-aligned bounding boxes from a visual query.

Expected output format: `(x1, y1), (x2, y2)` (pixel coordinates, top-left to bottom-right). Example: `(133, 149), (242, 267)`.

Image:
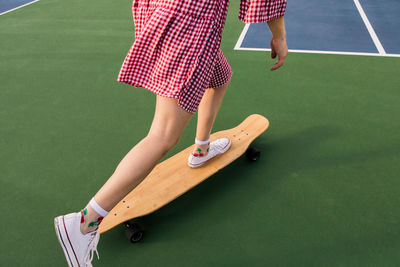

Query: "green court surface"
(1, 0), (400, 266)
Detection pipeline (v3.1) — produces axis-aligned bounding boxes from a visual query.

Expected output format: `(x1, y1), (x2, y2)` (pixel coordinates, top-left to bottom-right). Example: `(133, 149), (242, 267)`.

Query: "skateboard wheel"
(125, 222), (144, 243)
(246, 147), (260, 161)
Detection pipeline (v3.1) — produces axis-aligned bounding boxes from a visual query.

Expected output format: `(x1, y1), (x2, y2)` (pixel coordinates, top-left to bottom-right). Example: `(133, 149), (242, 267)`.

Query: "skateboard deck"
(98, 114), (269, 235)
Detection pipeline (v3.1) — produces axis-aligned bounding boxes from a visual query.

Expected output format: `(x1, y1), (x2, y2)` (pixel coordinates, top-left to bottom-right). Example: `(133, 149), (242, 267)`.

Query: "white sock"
(195, 138), (210, 145)
(88, 197), (109, 217)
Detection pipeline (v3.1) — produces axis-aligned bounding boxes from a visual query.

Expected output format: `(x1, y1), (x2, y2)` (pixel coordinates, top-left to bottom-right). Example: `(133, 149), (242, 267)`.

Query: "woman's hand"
(267, 16), (288, 71)
(270, 37), (288, 71)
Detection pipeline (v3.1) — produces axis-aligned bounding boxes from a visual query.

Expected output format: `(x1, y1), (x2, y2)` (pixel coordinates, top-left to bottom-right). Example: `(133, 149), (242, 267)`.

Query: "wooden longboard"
(98, 114), (269, 234)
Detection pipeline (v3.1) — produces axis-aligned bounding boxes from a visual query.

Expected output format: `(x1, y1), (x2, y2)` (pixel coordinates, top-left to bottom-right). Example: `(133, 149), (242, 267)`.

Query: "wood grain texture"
(98, 114), (269, 234)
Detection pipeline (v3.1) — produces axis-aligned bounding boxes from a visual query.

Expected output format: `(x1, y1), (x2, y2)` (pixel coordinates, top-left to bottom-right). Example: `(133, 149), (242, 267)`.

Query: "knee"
(164, 134), (180, 151)
(147, 132), (180, 152)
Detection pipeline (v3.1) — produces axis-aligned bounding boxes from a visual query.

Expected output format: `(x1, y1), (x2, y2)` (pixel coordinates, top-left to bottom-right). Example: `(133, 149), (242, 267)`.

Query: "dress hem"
(117, 78), (197, 114)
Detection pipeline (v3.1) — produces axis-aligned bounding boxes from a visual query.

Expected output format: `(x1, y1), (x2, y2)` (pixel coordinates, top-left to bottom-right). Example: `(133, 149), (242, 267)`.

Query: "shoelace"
(212, 142), (225, 151)
(84, 231), (100, 267)
(211, 140), (229, 153)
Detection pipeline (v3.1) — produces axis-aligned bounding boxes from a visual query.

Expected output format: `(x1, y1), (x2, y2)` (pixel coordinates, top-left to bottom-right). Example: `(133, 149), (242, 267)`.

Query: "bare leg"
(80, 95), (193, 234)
(192, 78), (231, 156)
(95, 96), (192, 210)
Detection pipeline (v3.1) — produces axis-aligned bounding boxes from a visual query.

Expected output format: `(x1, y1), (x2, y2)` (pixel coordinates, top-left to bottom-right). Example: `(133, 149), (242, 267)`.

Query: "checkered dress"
(117, 0), (287, 114)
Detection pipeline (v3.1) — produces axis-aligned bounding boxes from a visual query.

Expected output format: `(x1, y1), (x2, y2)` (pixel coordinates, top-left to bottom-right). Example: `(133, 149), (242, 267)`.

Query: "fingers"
(270, 51), (287, 71)
(269, 38), (288, 71)
(270, 58), (285, 71)
(270, 39), (277, 59)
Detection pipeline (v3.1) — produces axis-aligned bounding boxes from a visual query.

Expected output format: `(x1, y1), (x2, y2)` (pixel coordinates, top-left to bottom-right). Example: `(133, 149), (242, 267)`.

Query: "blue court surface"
(0, 0), (38, 15)
(2, 0), (399, 58)
(235, 0), (400, 57)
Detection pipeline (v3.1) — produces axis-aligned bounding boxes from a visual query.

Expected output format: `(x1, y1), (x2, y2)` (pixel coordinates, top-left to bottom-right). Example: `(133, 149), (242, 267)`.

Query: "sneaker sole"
(54, 216), (80, 267)
(188, 139), (231, 168)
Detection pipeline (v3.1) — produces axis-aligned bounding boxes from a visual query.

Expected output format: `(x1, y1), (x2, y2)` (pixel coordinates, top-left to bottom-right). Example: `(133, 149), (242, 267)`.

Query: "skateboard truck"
(245, 147), (261, 161)
(124, 222), (144, 243)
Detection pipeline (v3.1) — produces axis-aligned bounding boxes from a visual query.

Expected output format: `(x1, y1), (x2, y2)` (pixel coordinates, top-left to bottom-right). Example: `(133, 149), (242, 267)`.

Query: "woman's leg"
(81, 95), (193, 234)
(192, 78), (231, 156)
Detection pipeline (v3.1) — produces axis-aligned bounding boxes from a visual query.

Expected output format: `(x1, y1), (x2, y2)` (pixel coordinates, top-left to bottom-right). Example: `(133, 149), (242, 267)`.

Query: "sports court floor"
(1, 0), (399, 266)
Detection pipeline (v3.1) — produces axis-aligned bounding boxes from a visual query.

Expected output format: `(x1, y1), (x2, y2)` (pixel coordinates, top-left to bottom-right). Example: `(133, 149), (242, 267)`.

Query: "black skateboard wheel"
(246, 147), (261, 161)
(125, 222), (144, 243)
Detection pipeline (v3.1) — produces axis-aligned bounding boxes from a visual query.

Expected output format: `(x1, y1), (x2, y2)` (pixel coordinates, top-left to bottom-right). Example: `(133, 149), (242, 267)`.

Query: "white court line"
(353, 0), (386, 55)
(0, 0), (40, 16)
(234, 46), (400, 58)
(234, 23), (250, 50)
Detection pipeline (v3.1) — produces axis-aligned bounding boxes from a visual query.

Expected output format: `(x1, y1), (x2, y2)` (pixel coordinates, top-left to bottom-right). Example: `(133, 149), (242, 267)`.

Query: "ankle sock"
(195, 138), (210, 145)
(89, 197), (109, 217)
(193, 138), (210, 157)
(80, 197), (109, 234)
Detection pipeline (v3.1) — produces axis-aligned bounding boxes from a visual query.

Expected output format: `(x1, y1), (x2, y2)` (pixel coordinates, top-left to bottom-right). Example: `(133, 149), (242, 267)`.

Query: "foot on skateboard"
(187, 137), (231, 168)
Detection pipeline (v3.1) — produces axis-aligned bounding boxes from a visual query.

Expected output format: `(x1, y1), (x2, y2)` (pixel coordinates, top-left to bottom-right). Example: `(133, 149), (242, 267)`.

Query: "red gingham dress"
(117, 0), (287, 114)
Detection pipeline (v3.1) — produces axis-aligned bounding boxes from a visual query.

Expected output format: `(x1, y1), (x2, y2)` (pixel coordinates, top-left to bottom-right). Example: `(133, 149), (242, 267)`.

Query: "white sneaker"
(188, 137), (231, 168)
(54, 212), (100, 267)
